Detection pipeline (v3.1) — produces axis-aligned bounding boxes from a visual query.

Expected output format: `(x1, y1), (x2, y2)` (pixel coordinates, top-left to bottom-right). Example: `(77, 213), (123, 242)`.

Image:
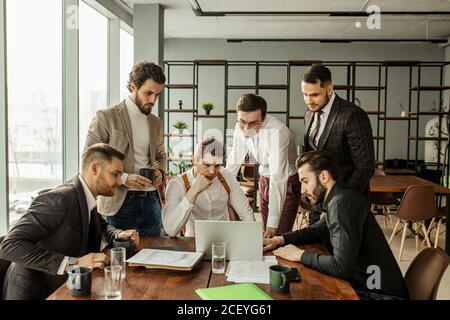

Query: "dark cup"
(67, 267), (92, 297)
(269, 265), (291, 294)
(139, 168), (156, 183)
(113, 237), (132, 258)
(289, 267), (301, 282)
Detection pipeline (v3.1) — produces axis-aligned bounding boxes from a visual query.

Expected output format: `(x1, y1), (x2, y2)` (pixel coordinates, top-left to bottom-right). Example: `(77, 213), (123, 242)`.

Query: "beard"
(309, 92), (331, 112)
(135, 94), (153, 115)
(306, 176), (327, 205)
(322, 93), (331, 109)
(96, 173), (117, 197)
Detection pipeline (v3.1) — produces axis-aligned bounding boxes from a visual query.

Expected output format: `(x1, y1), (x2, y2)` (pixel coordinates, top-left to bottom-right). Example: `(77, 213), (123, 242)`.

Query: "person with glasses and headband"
(163, 137), (255, 237)
(227, 93), (300, 238)
(263, 151), (408, 300)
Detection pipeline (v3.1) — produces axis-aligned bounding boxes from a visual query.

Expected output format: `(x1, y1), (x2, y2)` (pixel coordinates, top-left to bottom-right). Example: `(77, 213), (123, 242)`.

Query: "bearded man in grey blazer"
(83, 61), (167, 236)
(0, 143), (139, 300)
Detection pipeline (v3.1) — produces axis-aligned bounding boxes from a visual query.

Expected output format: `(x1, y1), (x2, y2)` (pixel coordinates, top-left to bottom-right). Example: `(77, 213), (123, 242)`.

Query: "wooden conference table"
(370, 174), (450, 254)
(47, 236), (358, 300)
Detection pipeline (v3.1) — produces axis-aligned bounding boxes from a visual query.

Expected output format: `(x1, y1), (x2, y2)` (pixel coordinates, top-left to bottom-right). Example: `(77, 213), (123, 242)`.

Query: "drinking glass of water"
(104, 265), (123, 300)
(211, 241), (226, 274)
(110, 247), (126, 280)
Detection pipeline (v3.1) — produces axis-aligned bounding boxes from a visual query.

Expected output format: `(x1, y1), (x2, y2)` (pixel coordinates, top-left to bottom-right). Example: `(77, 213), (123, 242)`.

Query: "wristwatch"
(67, 257), (78, 270)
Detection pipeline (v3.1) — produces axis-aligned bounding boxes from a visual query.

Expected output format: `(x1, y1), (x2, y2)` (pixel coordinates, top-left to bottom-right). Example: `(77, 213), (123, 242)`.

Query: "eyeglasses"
(237, 119), (262, 128)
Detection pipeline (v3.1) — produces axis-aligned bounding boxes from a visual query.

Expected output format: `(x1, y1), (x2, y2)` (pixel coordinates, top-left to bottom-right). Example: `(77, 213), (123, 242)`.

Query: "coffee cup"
(269, 265), (291, 294)
(67, 266), (92, 297)
(139, 168), (156, 183)
(113, 237), (132, 259)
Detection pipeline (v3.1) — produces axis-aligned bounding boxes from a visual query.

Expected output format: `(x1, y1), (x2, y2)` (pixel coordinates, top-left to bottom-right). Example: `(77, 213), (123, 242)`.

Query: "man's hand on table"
(273, 244), (305, 262)
(263, 235), (285, 252)
(76, 252), (109, 269)
(117, 229), (140, 247)
(263, 227), (277, 238)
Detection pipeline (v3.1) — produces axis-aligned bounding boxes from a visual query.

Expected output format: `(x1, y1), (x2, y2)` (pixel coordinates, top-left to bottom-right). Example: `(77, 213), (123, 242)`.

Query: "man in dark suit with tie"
(302, 64), (375, 224)
(0, 143), (139, 300)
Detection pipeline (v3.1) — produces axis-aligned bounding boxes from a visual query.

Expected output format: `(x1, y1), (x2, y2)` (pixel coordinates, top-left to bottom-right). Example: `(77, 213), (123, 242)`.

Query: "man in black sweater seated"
(264, 150), (409, 300)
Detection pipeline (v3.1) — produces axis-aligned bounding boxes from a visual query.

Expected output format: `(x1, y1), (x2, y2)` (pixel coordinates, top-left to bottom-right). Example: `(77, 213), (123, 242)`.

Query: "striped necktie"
(308, 111), (322, 150)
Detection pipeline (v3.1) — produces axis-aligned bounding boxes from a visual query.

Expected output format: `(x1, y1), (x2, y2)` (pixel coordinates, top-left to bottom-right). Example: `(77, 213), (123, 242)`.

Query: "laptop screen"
(194, 220), (263, 261)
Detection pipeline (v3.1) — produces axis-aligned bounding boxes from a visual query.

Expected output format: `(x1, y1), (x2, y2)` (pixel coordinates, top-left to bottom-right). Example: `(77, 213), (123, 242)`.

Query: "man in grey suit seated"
(0, 143), (139, 300)
(264, 150), (409, 300)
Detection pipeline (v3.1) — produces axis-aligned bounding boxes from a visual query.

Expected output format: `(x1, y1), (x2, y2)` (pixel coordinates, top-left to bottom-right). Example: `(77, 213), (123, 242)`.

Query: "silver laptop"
(195, 220), (263, 261)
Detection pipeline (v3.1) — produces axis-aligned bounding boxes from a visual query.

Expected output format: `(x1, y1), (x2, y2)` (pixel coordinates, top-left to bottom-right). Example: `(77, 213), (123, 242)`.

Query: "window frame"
(0, 0), (133, 232)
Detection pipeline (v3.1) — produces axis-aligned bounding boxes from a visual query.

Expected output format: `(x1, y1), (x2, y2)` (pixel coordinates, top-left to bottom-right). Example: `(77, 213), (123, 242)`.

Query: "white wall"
(163, 39), (446, 166)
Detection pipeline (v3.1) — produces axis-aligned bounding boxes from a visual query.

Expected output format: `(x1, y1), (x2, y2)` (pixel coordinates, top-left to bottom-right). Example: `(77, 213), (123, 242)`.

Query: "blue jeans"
(107, 191), (162, 237)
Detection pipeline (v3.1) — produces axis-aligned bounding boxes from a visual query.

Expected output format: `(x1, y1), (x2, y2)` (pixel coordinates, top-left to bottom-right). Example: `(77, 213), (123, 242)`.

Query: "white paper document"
(226, 256), (277, 284)
(127, 249), (203, 269)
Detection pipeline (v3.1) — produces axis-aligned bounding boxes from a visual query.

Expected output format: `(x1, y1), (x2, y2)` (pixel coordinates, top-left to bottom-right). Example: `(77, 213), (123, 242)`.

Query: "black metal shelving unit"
(407, 62), (450, 181)
(163, 59), (450, 196)
(351, 61), (387, 165)
(164, 61), (197, 174)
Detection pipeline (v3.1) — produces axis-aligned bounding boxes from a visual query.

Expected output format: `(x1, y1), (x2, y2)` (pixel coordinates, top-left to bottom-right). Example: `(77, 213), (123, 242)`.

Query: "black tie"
(308, 111), (322, 150)
(86, 207), (100, 253)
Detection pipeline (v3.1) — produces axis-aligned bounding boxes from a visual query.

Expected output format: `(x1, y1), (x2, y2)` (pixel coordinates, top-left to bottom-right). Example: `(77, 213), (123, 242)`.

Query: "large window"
(79, 1), (108, 157)
(120, 28), (134, 101)
(6, 0), (63, 227)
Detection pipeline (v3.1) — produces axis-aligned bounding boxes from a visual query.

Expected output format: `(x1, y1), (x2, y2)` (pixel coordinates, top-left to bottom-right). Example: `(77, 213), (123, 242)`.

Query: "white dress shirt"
(226, 116), (298, 229)
(162, 168), (255, 237)
(57, 175), (97, 275)
(120, 97), (155, 191)
(310, 93), (335, 146)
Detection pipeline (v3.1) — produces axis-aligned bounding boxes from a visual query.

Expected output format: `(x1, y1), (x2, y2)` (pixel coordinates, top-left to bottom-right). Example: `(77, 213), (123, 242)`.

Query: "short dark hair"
(127, 60), (166, 92)
(302, 63), (332, 88)
(236, 93), (267, 118)
(296, 150), (339, 180)
(194, 137), (225, 161)
(81, 143), (125, 170)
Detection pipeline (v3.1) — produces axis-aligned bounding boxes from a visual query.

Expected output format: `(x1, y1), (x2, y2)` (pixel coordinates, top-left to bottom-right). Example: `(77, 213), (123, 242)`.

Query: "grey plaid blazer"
(303, 94), (375, 196)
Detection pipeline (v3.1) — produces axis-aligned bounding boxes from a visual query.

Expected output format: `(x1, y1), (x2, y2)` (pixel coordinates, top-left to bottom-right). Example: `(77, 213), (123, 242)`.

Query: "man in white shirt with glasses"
(226, 93), (300, 238)
(163, 137), (255, 237)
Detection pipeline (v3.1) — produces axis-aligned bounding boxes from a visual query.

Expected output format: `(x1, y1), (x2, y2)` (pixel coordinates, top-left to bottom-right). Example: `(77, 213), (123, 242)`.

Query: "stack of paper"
(126, 249), (204, 271)
(226, 256), (277, 284)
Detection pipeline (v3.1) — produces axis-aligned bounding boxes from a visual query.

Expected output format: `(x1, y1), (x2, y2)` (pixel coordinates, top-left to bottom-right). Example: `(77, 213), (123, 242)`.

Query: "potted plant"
(166, 170), (175, 182)
(202, 102), (214, 116)
(177, 148), (192, 160)
(174, 161), (192, 174)
(173, 120), (188, 135)
(167, 170), (176, 177)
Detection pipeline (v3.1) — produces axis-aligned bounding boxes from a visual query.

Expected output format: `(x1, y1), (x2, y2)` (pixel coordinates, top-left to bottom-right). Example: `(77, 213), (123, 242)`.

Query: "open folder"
(127, 249), (204, 271)
(195, 283), (273, 300)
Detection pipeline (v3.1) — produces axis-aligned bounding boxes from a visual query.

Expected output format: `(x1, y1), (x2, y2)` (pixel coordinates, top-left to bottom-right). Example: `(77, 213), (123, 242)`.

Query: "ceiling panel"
(197, 0), (449, 12)
(119, 0), (450, 40)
